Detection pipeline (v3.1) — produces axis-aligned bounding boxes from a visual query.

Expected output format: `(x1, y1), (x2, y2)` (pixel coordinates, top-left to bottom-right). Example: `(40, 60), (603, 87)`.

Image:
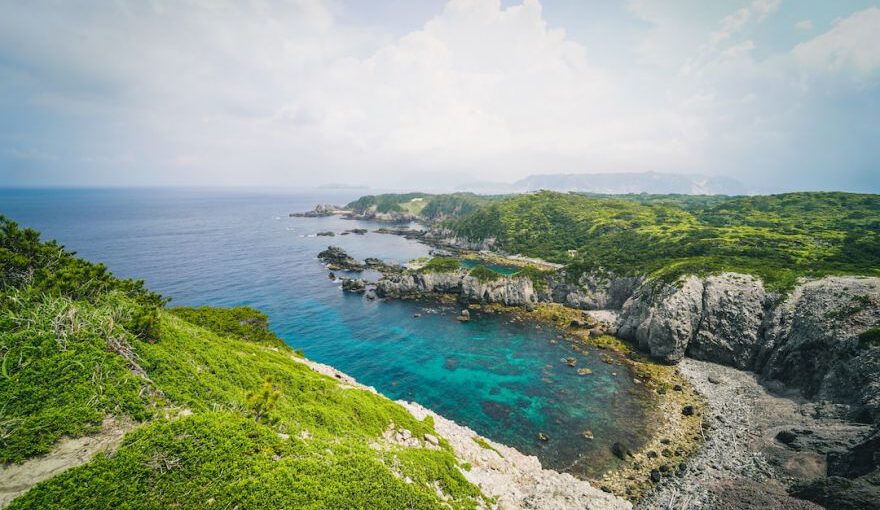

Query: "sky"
(0, 0), (878, 192)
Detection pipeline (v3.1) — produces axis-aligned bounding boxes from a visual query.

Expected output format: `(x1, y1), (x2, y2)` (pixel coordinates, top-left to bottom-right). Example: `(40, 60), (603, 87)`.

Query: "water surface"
(0, 188), (653, 477)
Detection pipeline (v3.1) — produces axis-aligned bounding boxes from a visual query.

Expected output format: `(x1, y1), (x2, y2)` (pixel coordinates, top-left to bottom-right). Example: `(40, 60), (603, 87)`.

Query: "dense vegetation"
(447, 191), (880, 290)
(346, 192), (498, 220)
(420, 256), (462, 273)
(0, 216), (484, 509)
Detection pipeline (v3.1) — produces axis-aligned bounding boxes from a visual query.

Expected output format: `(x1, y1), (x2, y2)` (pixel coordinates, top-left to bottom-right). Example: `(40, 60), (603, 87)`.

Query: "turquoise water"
(460, 258), (521, 275)
(0, 188), (654, 478)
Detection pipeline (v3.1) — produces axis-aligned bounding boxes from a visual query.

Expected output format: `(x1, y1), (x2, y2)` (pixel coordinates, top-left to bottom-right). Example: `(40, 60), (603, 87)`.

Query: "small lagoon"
(0, 188), (655, 478)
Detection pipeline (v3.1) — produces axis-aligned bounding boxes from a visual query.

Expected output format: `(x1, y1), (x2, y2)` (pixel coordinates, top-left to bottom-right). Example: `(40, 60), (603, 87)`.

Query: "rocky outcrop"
(402, 401), (631, 510)
(317, 246), (365, 271)
(616, 276), (705, 364)
(760, 277), (880, 423)
(376, 271), (539, 307)
(290, 204), (346, 217)
(616, 274), (880, 422)
(547, 274), (643, 310)
(791, 426), (880, 510)
(688, 274), (767, 370)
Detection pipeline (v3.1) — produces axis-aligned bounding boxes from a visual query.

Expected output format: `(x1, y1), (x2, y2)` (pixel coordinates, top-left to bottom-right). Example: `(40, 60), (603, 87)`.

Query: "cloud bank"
(1, 0), (878, 191)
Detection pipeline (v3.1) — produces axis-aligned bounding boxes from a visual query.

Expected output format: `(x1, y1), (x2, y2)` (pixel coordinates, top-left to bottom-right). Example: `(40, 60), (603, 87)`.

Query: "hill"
(446, 191), (880, 290)
(0, 216), (487, 509)
(455, 172), (749, 195)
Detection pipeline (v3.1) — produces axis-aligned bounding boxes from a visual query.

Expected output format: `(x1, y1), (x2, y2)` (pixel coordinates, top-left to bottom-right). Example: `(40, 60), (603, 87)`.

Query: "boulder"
(341, 278), (366, 293)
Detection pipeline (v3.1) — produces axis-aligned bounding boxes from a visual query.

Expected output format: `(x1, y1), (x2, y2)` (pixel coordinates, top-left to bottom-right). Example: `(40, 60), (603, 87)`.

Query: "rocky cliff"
(376, 270), (540, 307)
(614, 273), (880, 424)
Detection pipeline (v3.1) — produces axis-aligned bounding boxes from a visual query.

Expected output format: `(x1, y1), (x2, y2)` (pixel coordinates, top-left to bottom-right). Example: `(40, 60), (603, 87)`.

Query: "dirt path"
(0, 418), (135, 508)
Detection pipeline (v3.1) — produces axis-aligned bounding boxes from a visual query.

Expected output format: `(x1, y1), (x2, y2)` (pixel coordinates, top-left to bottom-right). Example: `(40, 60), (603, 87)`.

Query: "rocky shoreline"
(314, 242), (880, 508)
(637, 359), (874, 509)
(291, 352), (631, 509)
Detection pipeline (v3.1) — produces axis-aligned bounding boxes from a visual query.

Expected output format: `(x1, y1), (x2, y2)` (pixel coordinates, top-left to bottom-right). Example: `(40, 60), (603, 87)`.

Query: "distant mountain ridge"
(458, 171), (749, 195)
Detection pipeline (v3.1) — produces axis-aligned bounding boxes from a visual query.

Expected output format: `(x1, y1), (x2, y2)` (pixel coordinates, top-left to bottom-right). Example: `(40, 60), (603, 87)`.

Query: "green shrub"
(858, 327), (880, 350)
(515, 266), (551, 290)
(169, 306), (284, 347)
(446, 191), (880, 291)
(421, 257), (461, 273)
(468, 264), (501, 282)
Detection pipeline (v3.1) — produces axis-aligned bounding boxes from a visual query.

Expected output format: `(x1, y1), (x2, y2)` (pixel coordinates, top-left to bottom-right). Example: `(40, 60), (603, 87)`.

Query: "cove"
(0, 187), (656, 478)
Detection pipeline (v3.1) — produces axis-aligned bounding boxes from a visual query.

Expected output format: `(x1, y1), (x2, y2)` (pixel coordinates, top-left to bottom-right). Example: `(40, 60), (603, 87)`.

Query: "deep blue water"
(0, 188), (653, 478)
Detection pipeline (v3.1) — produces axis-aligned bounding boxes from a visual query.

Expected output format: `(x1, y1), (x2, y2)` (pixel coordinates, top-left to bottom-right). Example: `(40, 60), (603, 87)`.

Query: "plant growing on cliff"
(247, 379), (281, 424)
(468, 264), (502, 282)
(421, 257), (461, 273)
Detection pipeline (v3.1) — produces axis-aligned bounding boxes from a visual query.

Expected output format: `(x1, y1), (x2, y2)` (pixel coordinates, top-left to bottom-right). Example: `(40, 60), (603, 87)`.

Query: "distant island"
(456, 171), (750, 195)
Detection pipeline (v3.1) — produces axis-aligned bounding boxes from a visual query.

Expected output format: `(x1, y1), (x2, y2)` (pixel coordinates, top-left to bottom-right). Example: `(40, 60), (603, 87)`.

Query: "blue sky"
(1, 0), (878, 191)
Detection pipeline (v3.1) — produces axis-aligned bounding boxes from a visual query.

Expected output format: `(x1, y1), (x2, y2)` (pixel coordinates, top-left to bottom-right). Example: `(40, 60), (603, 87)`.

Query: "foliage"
(468, 264), (502, 282)
(421, 257), (462, 273)
(246, 379), (281, 424)
(0, 216), (164, 340)
(346, 193), (430, 214)
(447, 191), (880, 290)
(169, 306), (286, 348)
(2, 218), (485, 508)
(10, 412), (482, 510)
(346, 193), (499, 220)
(858, 327), (880, 350)
(471, 436), (501, 456)
(514, 266), (552, 290)
(0, 290), (152, 462)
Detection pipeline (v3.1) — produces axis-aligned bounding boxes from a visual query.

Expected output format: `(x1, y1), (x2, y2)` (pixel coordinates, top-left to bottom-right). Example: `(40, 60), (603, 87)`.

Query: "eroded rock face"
(687, 274), (767, 370)
(759, 277), (880, 421)
(616, 276), (704, 364)
(616, 274), (880, 422)
(376, 271), (538, 306)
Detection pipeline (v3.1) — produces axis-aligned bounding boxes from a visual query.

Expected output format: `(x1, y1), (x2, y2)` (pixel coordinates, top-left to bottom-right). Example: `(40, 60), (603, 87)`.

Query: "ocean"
(0, 187), (652, 478)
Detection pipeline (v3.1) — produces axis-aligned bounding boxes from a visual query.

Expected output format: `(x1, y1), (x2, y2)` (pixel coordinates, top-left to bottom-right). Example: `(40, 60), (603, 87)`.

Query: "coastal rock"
(317, 246), (366, 271)
(376, 271), (538, 306)
(460, 275), (538, 306)
(616, 274), (880, 421)
(545, 274), (641, 310)
(400, 401), (631, 510)
(616, 275), (704, 363)
(758, 277), (880, 422)
(341, 278), (366, 293)
(290, 204), (343, 217)
(687, 274), (767, 370)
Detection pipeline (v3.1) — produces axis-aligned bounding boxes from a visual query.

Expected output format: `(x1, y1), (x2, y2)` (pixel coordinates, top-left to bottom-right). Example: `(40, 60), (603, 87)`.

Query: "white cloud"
(0, 0), (877, 190)
(794, 7), (880, 76)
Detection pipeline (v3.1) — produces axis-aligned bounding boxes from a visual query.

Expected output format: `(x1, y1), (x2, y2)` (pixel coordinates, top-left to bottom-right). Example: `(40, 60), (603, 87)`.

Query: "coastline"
(476, 303), (707, 501)
(636, 359), (871, 509)
(307, 212), (880, 508)
(292, 353), (632, 509)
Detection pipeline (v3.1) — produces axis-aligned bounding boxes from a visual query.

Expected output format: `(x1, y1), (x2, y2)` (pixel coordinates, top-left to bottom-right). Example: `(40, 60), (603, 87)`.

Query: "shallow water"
(0, 188), (654, 478)
(460, 258), (521, 275)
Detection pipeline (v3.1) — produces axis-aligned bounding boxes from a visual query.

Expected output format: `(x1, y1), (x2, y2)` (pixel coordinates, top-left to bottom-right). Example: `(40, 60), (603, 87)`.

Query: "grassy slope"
(0, 217), (483, 509)
(447, 191), (880, 290)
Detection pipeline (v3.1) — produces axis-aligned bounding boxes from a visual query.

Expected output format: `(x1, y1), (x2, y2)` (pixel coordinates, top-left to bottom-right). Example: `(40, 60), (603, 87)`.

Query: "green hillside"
(446, 191), (880, 290)
(346, 193), (499, 220)
(0, 216), (484, 509)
